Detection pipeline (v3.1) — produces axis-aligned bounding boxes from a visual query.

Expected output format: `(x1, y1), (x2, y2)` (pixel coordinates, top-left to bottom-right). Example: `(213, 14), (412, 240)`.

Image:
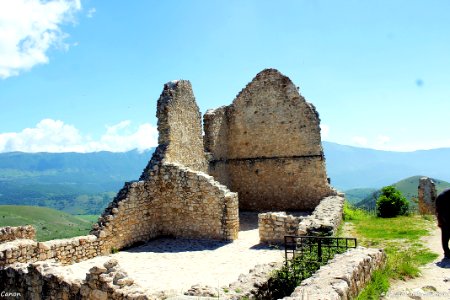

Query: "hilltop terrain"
(1, 143), (449, 214)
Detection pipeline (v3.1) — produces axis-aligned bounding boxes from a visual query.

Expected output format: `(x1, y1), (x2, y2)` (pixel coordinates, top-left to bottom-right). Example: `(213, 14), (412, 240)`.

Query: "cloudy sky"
(0, 0), (449, 153)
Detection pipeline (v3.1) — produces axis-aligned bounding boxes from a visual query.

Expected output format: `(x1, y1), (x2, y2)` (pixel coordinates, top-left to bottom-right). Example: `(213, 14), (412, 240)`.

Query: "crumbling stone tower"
(91, 81), (239, 250)
(418, 176), (437, 214)
(204, 69), (336, 211)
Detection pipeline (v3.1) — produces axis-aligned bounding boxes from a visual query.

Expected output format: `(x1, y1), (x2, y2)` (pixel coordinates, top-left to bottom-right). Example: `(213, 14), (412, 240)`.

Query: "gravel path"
(385, 227), (450, 299)
(56, 212), (284, 296)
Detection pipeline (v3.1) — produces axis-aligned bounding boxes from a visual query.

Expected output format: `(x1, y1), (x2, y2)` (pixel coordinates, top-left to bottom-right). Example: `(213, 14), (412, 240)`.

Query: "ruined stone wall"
(0, 235), (104, 267)
(142, 80), (207, 175)
(204, 69), (335, 211)
(0, 259), (160, 300)
(91, 79), (239, 250)
(418, 177), (437, 214)
(0, 225), (35, 243)
(258, 212), (302, 244)
(259, 195), (345, 244)
(284, 247), (386, 300)
(91, 163), (239, 250)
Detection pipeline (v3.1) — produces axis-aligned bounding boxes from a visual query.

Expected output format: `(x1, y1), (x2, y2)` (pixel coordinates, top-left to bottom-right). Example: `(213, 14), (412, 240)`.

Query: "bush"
(376, 186), (409, 218)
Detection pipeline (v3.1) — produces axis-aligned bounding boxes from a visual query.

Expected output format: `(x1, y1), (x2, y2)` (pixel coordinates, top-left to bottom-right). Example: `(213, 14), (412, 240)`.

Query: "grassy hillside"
(0, 150), (152, 214)
(356, 176), (450, 210)
(0, 205), (98, 241)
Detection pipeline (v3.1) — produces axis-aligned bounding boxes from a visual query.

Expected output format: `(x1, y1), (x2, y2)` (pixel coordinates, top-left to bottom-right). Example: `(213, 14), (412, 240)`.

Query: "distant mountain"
(1, 142), (449, 214)
(344, 188), (378, 204)
(0, 150), (153, 214)
(355, 175), (450, 210)
(0, 205), (94, 241)
(323, 142), (450, 190)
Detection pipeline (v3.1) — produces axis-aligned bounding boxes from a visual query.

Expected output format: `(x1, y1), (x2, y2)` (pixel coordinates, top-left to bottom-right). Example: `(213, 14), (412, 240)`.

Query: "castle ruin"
(0, 69), (357, 299)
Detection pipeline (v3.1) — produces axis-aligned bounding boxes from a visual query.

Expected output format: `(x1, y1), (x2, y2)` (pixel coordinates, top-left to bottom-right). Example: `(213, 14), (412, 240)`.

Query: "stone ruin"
(418, 176), (437, 214)
(204, 69), (335, 211)
(0, 69), (344, 265)
(0, 69), (365, 300)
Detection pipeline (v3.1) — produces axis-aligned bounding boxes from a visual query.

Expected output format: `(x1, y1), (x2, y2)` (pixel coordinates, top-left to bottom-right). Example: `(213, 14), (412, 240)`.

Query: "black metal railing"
(284, 236), (357, 264)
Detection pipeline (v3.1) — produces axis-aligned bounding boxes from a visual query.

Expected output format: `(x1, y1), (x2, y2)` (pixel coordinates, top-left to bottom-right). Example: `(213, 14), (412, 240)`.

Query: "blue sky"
(0, 0), (449, 152)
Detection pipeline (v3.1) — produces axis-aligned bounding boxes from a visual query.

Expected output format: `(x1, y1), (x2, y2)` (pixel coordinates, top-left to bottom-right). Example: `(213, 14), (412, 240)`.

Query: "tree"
(376, 186), (409, 218)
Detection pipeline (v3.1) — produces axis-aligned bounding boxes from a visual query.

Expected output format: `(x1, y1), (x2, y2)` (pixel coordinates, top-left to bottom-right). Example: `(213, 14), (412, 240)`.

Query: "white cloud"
(86, 7), (96, 18)
(351, 136), (369, 147)
(320, 124), (330, 139)
(0, 0), (82, 78)
(0, 119), (158, 153)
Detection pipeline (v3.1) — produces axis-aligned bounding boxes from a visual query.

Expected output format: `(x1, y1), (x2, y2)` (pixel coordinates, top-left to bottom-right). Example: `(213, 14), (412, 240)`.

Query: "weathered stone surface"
(259, 195), (345, 244)
(0, 225), (36, 243)
(418, 177), (437, 214)
(140, 80), (207, 177)
(284, 247), (386, 300)
(91, 79), (239, 251)
(204, 69), (336, 211)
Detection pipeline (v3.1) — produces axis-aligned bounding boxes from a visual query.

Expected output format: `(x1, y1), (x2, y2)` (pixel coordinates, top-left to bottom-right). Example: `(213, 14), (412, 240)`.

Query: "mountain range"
(0, 142), (449, 214)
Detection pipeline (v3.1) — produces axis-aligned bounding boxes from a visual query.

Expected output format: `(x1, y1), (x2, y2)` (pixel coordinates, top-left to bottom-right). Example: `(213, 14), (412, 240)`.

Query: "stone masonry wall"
(0, 258), (162, 300)
(0, 225), (35, 243)
(259, 195), (345, 244)
(91, 163), (239, 251)
(0, 235), (104, 267)
(284, 247), (386, 300)
(91, 79), (239, 250)
(204, 69), (336, 211)
(418, 176), (437, 214)
(141, 80), (207, 176)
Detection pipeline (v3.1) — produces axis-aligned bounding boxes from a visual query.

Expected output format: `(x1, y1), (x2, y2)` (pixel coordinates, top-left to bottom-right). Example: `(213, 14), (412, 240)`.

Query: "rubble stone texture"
(418, 177), (437, 214)
(91, 80), (239, 250)
(284, 247), (386, 300)
(259, 195), (345, 243)
(204, 69), (336, 211)
(0, 226), (35, 243)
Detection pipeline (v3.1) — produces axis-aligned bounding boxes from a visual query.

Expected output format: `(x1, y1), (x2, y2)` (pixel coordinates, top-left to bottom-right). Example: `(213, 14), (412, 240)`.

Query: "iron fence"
(284, 236), (357, 264)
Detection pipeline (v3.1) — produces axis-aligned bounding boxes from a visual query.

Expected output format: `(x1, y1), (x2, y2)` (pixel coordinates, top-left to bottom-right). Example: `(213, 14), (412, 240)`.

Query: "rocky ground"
(385, 227), (450, 299)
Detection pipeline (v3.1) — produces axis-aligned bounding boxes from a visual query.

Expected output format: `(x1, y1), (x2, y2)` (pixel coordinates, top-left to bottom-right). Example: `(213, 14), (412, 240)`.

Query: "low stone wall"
(297, 194), (345, 236)
(0, 258), (162, 300)
(284, 247), (386, 300)
(258, 195), (345, 244)
(91, 163), (239, 251)
(0, 235), (104, 267)
(258, 213), (303, 244)
(0, 225), (36, 243)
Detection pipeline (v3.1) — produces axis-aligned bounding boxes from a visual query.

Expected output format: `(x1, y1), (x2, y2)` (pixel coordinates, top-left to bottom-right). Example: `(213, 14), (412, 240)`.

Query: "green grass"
(75, 214), (99, 223)
(342, 202), (438, 299)
(0, 205), (95, 241)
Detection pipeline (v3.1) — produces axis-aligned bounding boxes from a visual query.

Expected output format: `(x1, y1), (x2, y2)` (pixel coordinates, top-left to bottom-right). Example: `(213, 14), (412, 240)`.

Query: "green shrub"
(376, 186), (409, 218)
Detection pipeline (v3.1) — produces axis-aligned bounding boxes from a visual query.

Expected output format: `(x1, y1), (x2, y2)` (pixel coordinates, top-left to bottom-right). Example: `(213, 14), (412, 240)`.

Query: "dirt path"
(384, 227), (450, 299)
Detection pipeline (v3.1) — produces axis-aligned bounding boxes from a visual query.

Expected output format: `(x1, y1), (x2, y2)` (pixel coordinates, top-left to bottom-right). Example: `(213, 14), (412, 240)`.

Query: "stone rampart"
(0, 225), (35, 243)
(284, 247), (386, 300)
(204, 69), (336, 211)
(259, 195), (345, 243)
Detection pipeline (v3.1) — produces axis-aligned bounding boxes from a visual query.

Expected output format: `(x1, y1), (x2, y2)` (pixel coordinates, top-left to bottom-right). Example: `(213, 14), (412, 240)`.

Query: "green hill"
(0, 205), (98, 241)
(344, 188), (378, 204)
(355, 176), (450, 210)
(0, 150), (152, 214)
